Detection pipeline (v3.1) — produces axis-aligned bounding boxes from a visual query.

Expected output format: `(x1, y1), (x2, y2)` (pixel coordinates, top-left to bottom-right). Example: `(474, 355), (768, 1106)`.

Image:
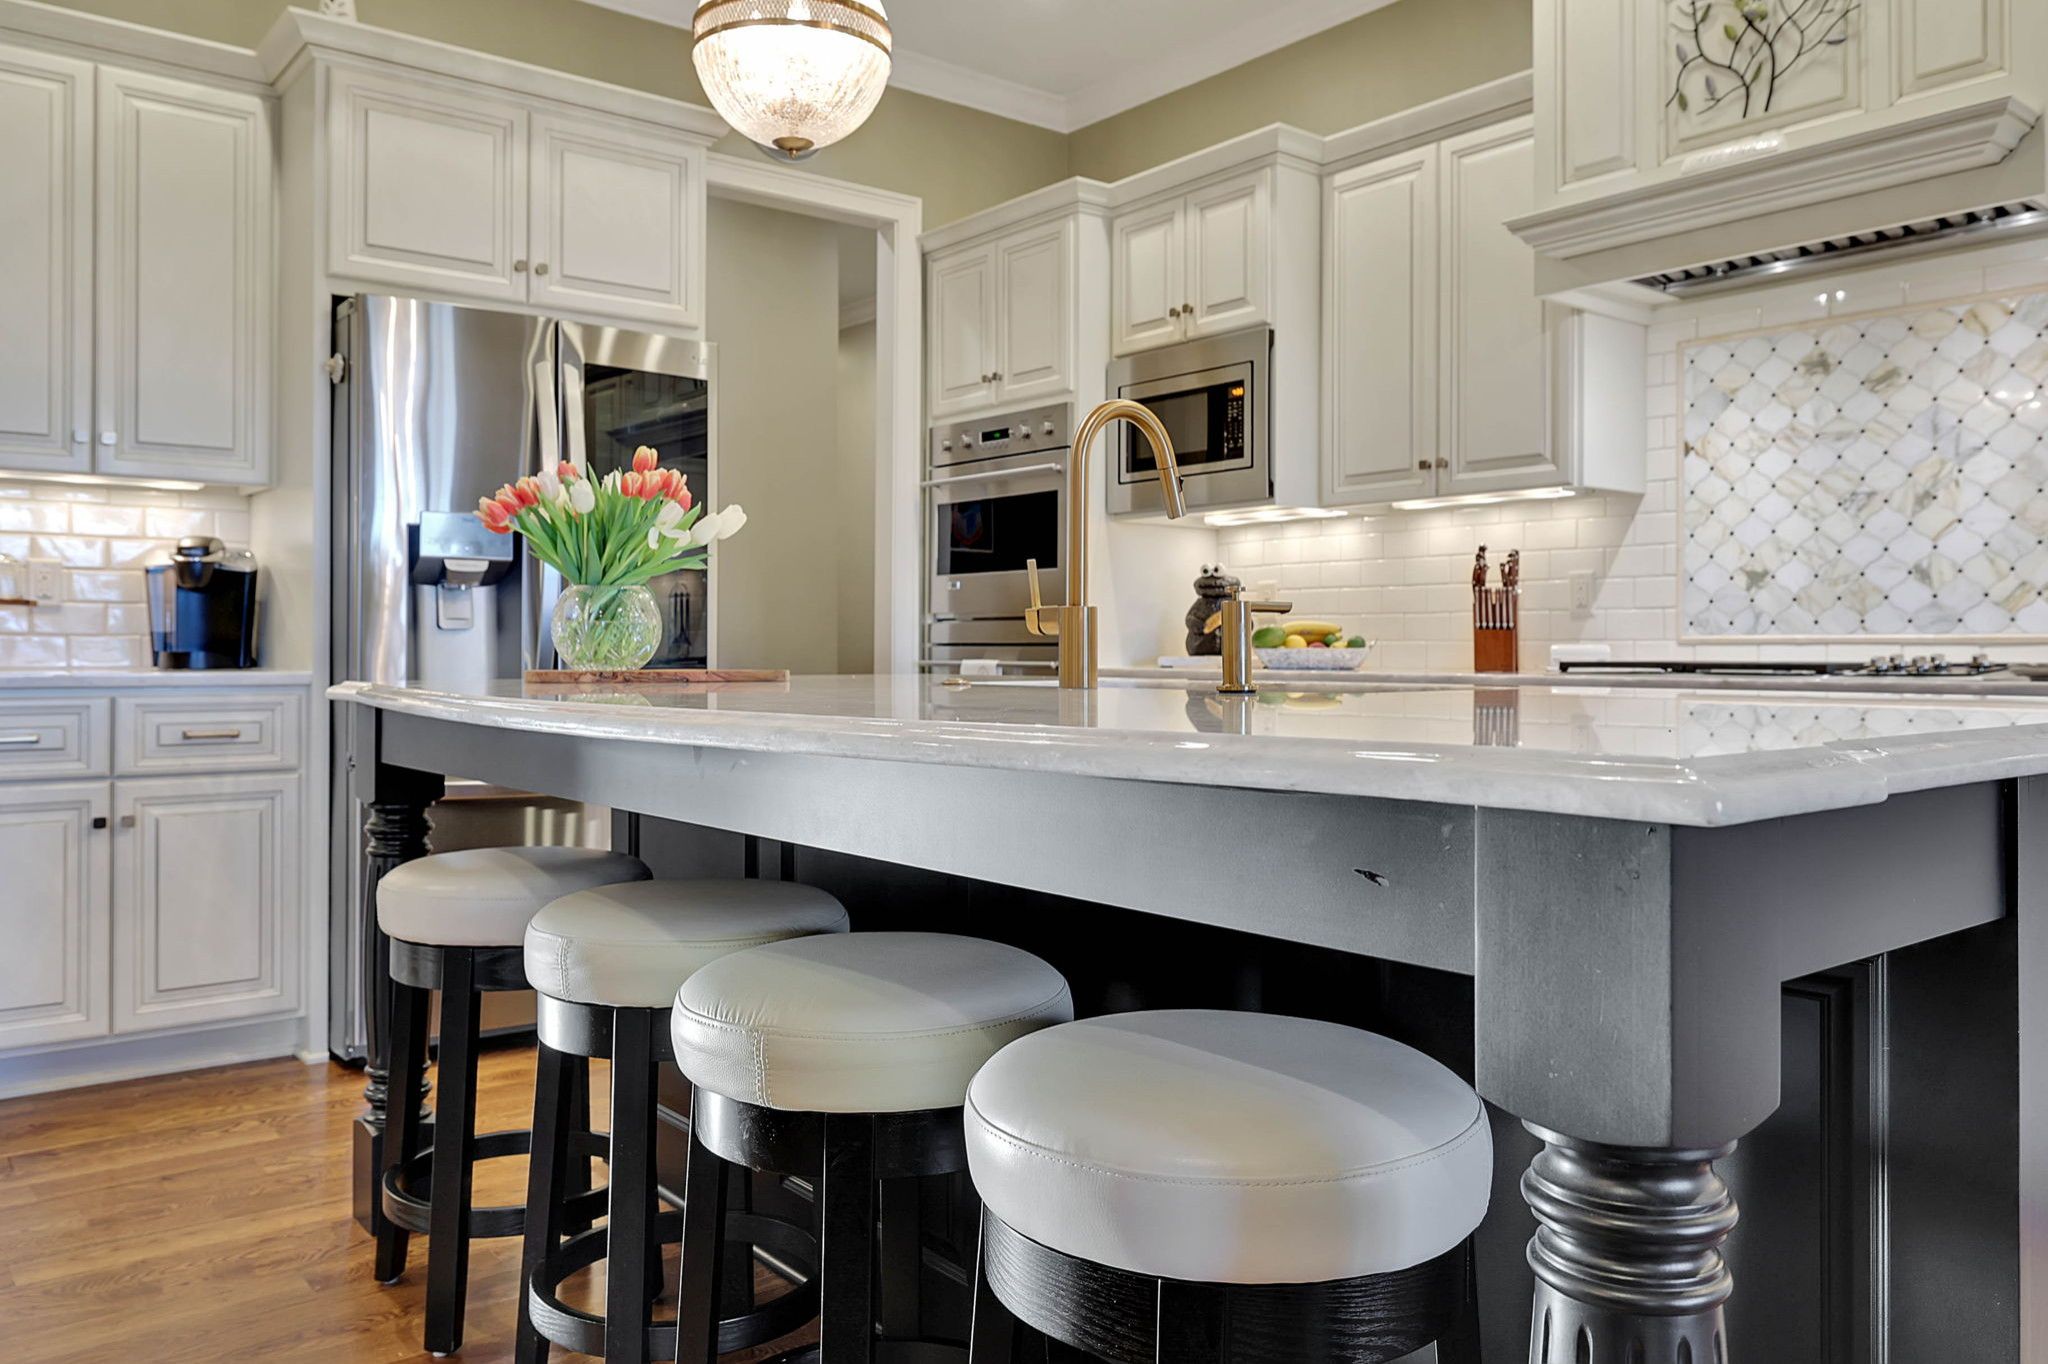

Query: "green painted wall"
(34, 0), (1070, 228)
(1067, 0), (1533, 184)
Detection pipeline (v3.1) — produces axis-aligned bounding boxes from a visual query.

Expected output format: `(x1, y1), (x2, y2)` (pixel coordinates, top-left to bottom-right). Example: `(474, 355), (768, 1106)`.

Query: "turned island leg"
(1520, 1125), (1738, 1363)
(350, 747), (442, 1236)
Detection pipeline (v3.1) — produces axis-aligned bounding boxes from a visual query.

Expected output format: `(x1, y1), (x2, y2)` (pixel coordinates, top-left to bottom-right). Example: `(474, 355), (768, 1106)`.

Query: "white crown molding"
(841, 296), (878, 330)
(1508, 96), (2042, 260)
(920, 176), (1114, 252)
(0, 0), (268, 86)
(888, 49), (1069, 131)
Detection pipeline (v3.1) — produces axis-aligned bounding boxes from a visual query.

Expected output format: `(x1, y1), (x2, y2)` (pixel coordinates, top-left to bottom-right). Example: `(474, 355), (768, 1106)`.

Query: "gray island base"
(332, 674), (2048, 1362)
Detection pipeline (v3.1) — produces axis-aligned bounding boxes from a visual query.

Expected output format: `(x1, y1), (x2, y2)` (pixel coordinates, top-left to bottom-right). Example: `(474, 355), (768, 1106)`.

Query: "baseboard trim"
(0, 1016), (307, 1099)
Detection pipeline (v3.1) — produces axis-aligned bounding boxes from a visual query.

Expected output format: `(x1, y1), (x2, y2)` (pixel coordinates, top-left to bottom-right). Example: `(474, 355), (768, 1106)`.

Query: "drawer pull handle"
(180, 728), (244, 741)
(0, 733), (42, 747)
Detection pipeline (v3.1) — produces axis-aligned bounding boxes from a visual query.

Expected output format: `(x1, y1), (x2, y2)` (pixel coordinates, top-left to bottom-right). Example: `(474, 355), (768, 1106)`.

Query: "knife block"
(1473, 585), (1518, 673)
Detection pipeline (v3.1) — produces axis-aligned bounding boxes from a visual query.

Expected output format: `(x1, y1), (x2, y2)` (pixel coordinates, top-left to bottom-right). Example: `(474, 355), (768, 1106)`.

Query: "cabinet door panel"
(1551, 0), (1636, 186)
(1184, 172), (1269, 338)
(331, 70), (528, 302)
(1111, 201), (1184, 355)
(1324, 149), (1437, 505)
(96, 67), (272, 485)
(531, 113), (702, 328)
(1896, 0), (2008, 97)
(113, 773), (299, 1032)
(928, 246), (996, 419)
(1440, 119), (1564, 493)
(995, 220), (1073, 405)
(0, 48), (92, 474)
(0, 781), (109, 1049)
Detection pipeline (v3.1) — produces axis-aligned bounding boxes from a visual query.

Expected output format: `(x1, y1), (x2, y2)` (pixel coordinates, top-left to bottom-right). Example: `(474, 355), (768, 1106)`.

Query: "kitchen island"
(333, 674), (2048, 1362)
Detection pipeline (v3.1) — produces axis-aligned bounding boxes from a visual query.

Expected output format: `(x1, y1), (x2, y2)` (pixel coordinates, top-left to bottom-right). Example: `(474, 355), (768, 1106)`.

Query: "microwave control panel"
(1222, 386), (1245, 459)
(930, 402), (1073, 469)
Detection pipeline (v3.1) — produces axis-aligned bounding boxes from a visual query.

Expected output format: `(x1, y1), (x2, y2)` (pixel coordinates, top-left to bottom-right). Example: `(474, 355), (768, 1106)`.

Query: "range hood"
(1508, 4), (2046, 297)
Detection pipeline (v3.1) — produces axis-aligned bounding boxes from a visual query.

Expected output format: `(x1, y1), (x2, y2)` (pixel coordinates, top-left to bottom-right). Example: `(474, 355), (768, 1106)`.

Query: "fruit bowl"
(1255, 645), (1371, 671)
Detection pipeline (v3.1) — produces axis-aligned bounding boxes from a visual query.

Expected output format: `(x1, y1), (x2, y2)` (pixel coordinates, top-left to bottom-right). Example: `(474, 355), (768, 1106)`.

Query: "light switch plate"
(28, 561), (60, 604)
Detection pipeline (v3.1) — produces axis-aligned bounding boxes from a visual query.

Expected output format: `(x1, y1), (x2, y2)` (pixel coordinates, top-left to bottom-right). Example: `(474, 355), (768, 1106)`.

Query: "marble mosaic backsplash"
(1684, 290), (2048, 638)
(0, 480), (253, 669)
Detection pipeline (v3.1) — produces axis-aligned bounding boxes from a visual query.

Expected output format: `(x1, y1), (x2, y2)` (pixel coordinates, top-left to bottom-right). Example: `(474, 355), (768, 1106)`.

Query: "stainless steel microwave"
(1106, 326), (1271, 516)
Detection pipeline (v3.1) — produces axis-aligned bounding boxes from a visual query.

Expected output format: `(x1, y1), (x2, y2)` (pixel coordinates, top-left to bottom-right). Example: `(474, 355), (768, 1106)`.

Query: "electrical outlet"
(28, 561), (61, 604)
(1569, 572), (1594, 616)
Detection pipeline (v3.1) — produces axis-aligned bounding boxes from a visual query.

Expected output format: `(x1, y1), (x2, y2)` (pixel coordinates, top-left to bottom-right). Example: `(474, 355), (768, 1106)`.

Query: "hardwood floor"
(0, 1044), (813, 1362)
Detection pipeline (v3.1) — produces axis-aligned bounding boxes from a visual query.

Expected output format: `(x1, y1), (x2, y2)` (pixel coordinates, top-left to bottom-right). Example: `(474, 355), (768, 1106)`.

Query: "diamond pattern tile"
(1684, 292), (2048, 637)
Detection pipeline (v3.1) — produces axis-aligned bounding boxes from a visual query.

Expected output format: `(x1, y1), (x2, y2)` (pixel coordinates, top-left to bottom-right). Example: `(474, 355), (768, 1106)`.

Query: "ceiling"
(580, 0), (1400, 132)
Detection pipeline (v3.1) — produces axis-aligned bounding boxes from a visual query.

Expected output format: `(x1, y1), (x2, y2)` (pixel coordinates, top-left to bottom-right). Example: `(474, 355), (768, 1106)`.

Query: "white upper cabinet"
(0, 48), (273, 487)
(329, 67), (711, 329)
(1518, 0), (2047, 286)
(927, 217), (1076, 420)
(95, 67), (273, 486)
(0, 48), (92, 475)
(0, 781), (110, 1050)
(331, 69), (528, 301)
(1324, 146), (1437, 505)
(529, 113), (703, 329)
(1112, 169), (1273, 354)
(1438, 120), (1561, 494)
(1324, 115), (1644, 507)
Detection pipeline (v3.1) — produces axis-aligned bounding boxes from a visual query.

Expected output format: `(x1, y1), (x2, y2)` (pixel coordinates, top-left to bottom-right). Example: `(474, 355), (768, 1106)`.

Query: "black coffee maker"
(146, 537), (259, 669)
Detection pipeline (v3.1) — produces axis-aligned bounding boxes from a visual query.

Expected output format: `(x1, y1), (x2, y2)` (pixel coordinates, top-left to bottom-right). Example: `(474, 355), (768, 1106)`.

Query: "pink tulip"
(476, 496), (513, 533)
(632, 446), (659, 474)
(620, 471), (644, 499)
(512, 477), (542, 508)
(557, 461), (580, 482)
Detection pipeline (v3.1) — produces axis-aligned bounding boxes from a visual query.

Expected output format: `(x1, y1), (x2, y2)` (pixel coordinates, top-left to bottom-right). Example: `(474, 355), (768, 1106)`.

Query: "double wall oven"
(923, 402), (1071, 673)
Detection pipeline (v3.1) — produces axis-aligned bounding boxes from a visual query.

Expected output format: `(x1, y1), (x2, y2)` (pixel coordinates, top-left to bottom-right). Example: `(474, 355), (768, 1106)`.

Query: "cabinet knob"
(534, 262), (550, 276)
(119, 814), (136, 829)
(991, 372), (1002, 382)
(1435, 458), (1450, 469)
(72, 429), (88, 444)
(1167, 306), (1180, 318)
(92, 816), (108, 830)
(1183, 302), (1194, 315)
(514, 259), (528, 272)
(99, 432), (116, 446)
(1417, 460), (1432, 471)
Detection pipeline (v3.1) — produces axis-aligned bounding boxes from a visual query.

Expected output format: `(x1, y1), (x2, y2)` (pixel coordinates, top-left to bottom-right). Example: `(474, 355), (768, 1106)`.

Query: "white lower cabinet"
(0, 781), (110, 1049)
(112, 773), (298, 1032)
(0, 690), (304, 1061)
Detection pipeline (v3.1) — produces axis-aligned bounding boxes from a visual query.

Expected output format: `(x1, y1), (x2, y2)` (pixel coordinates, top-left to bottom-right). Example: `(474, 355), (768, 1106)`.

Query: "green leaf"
(1724, 22), (1738, 39)
(1677, 90), (1690, 110)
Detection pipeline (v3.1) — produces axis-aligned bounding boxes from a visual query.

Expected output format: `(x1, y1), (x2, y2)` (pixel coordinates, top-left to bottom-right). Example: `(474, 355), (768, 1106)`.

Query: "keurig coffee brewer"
(146, 537), (259, 669)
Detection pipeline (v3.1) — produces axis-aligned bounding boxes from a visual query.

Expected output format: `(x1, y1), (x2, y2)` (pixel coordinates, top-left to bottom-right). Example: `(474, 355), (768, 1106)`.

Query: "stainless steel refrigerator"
(327, 293), (714, 1060)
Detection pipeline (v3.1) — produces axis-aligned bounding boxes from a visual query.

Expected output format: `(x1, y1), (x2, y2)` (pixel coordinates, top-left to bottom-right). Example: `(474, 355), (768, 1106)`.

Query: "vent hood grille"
(1629, 203), (2048, 298)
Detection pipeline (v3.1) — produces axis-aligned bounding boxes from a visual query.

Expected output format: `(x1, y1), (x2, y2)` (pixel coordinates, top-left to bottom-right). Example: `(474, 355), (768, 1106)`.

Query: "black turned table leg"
(1520, 1125), (1738, 1364)
(350, 746), (440, 1237)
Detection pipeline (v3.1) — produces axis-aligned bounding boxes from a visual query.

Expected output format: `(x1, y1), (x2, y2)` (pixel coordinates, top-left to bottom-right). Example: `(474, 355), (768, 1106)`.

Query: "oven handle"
(921, 462), (1065, 489)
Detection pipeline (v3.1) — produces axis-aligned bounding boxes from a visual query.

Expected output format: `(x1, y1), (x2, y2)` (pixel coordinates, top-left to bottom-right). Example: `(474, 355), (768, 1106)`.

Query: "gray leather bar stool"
(515, 878), (852, 1364)
(669, 931), (1076, 1364)
(962, 1011), (1493, 1364)
(374, 845), (652, 1357)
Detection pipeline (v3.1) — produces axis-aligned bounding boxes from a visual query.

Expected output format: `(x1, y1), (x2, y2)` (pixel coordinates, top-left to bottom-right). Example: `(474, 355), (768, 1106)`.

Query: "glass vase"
(550, 584), (663, 672)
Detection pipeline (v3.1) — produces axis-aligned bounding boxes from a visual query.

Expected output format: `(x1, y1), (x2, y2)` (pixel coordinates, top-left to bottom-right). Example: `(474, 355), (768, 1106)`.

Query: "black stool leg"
(820, 1112), (878, 1364)
(674, 1093), (731, 1364)
(514, 1040), (574, 1364)
(604, 1008), (660, 1364)
(967, 1208), (1023, 1364)
(1155, 1278), (1226, 1364)
(563, 1056), (596, 1236)
(720, 1160), (755, 1317)
(1432, 1239), (1484, 1364)
(374, 977), (429, 1284)
(424, 948), (483, 1357)
(878, 1175), (923, 1339)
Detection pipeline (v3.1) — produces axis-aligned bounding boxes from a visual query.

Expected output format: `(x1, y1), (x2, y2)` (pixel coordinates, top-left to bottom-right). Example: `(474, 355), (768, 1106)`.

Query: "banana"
(1280, 620), (1342, 641)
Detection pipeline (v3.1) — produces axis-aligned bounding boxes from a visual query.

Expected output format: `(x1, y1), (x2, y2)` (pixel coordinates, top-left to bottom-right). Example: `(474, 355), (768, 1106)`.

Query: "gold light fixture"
(691, 0), (892, 161)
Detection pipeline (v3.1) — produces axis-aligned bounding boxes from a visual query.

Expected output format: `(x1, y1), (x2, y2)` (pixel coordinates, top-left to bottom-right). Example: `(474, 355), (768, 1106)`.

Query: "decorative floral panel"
(1682, 291), (2048, 638)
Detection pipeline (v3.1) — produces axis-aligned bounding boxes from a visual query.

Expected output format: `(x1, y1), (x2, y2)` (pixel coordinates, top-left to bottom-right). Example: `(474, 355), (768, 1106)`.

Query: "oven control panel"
(930, 402), (1072, 468)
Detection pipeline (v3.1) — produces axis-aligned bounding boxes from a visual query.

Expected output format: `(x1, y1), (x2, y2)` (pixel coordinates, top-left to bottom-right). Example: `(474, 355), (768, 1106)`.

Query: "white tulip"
(686, 516), (717, 548)
(713, 505), (747, 541)
(653, 500), (684, 531)
(568, 479), (596, 514)
(537, 469), (562, 504)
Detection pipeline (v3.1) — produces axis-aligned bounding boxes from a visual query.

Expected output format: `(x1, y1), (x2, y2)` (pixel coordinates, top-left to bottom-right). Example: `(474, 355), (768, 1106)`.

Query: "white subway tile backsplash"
(0, 478), (252, 670)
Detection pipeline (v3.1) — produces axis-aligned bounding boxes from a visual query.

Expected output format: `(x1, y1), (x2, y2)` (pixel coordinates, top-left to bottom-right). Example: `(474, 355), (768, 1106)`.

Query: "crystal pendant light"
(692, 0), (892, 161)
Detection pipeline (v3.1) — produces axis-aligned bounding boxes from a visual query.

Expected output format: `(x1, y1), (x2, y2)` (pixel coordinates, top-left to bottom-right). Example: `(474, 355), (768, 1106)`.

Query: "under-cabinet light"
(1203, 507), (1353, 528)
(1388, 487), (1579, 511)
(0, 470), (211, 493)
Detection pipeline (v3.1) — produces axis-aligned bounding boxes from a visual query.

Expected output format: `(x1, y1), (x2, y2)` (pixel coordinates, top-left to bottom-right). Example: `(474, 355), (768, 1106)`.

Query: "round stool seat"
(965, 1010), (1492, 1286)
(524, 878), (851, 1007)
(377, 846), (649, 948)
(672, 931), (1073, 1114)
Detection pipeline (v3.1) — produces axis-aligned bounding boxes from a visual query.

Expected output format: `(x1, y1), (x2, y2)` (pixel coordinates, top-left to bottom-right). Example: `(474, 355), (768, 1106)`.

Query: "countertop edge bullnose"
(317, 680), (2015, 828)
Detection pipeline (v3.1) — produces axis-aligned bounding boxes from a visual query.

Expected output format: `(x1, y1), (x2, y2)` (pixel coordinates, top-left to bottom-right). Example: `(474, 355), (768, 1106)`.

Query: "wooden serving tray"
(524, 667), (790, 686)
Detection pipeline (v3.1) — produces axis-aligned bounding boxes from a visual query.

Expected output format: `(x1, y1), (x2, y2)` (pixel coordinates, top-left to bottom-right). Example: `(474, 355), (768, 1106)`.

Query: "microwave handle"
(921, 462), (1065, 489)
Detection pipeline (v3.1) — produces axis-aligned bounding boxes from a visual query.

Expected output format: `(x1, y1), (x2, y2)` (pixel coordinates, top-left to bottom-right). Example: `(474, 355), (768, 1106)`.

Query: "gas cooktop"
(1557, 653), (2014, 678)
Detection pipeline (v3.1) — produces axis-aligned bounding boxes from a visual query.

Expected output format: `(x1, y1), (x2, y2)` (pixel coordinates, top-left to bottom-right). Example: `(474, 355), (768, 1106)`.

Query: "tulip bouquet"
(476, 446), (746, 670)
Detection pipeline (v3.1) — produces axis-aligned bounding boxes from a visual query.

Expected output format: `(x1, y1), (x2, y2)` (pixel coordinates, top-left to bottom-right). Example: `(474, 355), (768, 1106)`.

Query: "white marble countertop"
(1126, 662), (2048, 697)
(332, 674), (2048, 828)
(0, 668), (315, 690)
